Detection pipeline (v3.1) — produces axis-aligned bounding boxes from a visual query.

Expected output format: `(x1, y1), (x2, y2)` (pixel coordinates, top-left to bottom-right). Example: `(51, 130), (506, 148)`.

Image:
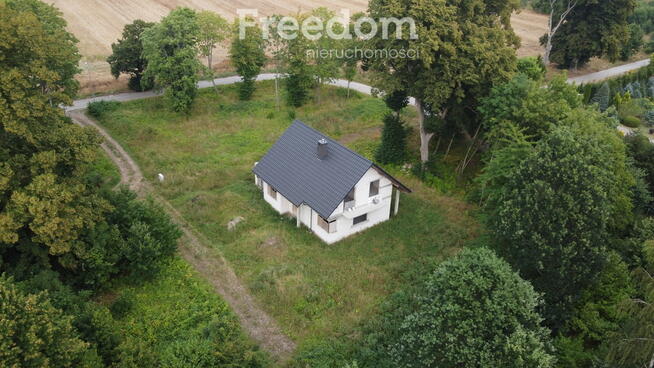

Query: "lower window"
(353, 214), (367, 225)
(318, 216), (337, 233)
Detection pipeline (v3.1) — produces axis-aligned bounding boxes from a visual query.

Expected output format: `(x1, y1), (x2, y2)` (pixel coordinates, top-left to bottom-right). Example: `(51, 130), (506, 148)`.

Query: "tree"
(548, 0), (636, 68)
(265, 15), (286, 109)
(591, 81), (611, 111)
(389, 248), (555, 368)
(230, 17), (267, 101)
(142, 7), (201, 113)
(621, 23), (645, 61)
(197, 11), (229, 92)
(517, 56), (547, 81)
(487, 113), (634, 329)
(0, 1), (110, 262)
(310, 8), (345, 95)
(375, 114), (407, 165)
(541, 0), (578, 65)
(480, 73), (582, 141)
(0, 275), (92, 367)
(282, 14), (314, 107)
(107, 20), (155, 91)
(367, 0), (519, 164)
(607, 240), (654, 367)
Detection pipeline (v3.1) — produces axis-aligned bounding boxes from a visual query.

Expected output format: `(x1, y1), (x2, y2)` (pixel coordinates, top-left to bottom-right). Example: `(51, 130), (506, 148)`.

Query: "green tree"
(283, 14), (314, 107)
(517, 56), (547, 81)
(549, 0), (636, 68)
(621, 23), (645, 61)
(375, 114), (407, 165)
(487, 112), (634, 328)
(142, 7), (201, 113)
(197, 10), (229, 92)
(480, 73), (582, 140)
(0, 275), (93, 367)
(310, 8), (345, 94)
(107, 20), (155, 91)
(0, 1), (109, 263)
(389, 248), (555, 368)
(591, 81), (611, 111)
(230, 17), (267, 101)
(366, 0), (518, 163)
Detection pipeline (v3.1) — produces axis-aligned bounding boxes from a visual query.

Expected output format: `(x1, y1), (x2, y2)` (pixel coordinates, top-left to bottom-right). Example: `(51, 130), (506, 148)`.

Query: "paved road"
(568, 58), (651, 85)
(68, 58), (651, 111)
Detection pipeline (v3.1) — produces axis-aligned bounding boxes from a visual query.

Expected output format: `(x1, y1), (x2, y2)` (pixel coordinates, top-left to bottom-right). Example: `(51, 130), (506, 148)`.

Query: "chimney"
(317, 138), (328, 159)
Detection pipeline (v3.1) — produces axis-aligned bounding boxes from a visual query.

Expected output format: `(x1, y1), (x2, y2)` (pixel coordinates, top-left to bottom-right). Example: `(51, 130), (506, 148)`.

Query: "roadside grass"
(94, 81), (479, 351)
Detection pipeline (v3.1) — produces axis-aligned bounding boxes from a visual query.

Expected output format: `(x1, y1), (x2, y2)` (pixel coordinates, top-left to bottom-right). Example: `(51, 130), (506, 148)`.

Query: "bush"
(622, 115), (642, 128)
(517, 56), (546, 81)
(159, 336), (218, 368)
(87, 100), (121, 118)
(110, 292), (135, 319)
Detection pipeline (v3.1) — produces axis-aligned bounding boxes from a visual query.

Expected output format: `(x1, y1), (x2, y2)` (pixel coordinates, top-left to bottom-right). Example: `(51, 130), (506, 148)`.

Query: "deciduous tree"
(197, 11), (229, 92)
(230, 17), (267, 101)
(142, 7), (201, 113)
(366, 0), (519, 163)
(107, 20), (155, 91)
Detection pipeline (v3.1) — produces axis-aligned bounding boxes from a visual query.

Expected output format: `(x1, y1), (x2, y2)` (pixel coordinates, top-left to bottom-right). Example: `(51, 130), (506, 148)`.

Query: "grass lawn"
(94, 81), (479, 352)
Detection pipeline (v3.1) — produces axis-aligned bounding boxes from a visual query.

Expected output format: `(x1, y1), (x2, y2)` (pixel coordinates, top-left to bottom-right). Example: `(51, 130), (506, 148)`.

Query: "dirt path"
(68, 111), (296, 361)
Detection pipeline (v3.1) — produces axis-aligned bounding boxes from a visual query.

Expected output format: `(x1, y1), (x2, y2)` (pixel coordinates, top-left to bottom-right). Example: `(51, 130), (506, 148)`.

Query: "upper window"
(353, 213), (367, 225)
(369, 180), (380, 197)
(345, 187), (355, 203)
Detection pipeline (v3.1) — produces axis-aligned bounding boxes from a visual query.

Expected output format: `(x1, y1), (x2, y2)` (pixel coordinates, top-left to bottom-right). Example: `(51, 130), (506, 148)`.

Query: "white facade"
(254, 167), (399, 244)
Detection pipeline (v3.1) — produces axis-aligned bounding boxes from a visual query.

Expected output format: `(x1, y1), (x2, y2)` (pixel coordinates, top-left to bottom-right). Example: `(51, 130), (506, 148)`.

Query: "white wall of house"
(256, 167), (396, 244)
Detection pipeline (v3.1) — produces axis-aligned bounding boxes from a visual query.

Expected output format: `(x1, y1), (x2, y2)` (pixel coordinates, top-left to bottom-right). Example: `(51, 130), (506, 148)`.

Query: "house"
(252, 120), (411, 244)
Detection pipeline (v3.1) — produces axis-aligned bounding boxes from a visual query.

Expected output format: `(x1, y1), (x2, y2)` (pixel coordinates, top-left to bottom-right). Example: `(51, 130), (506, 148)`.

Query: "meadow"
(93, 81), (479, 353)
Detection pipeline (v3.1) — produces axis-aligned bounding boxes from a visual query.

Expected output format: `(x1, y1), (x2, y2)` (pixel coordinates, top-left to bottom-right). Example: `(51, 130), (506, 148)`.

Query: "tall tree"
(197, 10), (229, 92)
(548, 0), (636, 68)
(282, 15), (314, 107)
(230, 17), (267, 101)
(541, 0), (578, 65)
(389, 247), (555, 368)
(142, 7), (201, 113)
(366, 0), (519, 164)
(486, 111), (634, 329)
(107, 20), (155, 91)
(0, 1), (109, 261)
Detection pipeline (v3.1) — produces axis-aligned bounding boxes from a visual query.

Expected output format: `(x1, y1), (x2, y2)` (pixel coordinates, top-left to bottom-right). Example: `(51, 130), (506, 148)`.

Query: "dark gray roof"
(253, 120), (410, 219)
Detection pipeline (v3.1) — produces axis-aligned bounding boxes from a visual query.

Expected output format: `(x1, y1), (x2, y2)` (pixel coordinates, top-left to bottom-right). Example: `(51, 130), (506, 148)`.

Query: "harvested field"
(49, 1), (547, 93)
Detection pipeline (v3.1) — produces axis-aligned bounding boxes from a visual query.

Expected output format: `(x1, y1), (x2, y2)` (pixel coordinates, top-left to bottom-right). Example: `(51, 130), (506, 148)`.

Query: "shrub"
(645, 110), (654, 127)
(110, 292), (135, 319)
(622, 115), (642, 128)
(159, 336), (218, 368)
(517, 56), (546, 81)
(87, 100), (120, 118)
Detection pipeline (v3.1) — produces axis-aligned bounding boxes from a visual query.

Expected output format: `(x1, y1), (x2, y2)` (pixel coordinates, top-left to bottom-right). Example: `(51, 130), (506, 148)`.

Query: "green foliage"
(625, 133), (654, 215)
(197, 10), (229, 74)
(375, 113), (407, 164)
(107, 20), (155, 91)
(383, 90), (409, 113)
(361, 248), (554, 368)
(480, 74), (582, 140)
(486, 113), (634, 329)
(283, 16), (315, 107)
(87, 100), (121, 118)
(366, 0), (518, 162)
(0, 275), (94, 367)
(230, 17), (266, 101)
(622, 115), (642, 128)
(142, 7), (201, 113)
(549, 0), (636, 67)
(621, 23), (644, 61)
(580, 56), (654, 106)
(591, 82), (611, 111)
(517, 56), (546, 81)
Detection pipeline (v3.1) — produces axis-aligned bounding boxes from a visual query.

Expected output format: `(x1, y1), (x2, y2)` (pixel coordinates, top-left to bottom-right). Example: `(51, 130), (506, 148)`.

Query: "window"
(353, 214), (367, 225)
(369, 180), (379, 197)
(267, 184), (277, 199)
(344, 186), (356, 210)
(318, 216), (337, 233)
(255, 176), (263, 188)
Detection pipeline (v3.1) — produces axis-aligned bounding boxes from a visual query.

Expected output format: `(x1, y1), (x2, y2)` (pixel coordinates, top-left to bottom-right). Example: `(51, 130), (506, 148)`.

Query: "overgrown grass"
(95, 81), (479, 356)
